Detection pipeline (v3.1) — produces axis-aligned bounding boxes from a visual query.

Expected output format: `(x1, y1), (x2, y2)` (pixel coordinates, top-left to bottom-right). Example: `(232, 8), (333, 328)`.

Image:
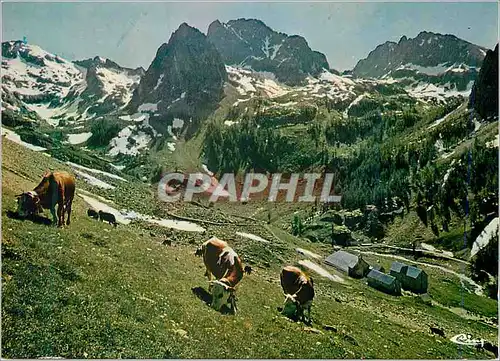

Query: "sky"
(2, 1), (498, 71)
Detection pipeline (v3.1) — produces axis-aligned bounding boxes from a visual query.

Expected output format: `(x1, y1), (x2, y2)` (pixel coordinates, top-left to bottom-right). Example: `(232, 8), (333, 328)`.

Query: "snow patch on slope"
(319, 69), (355, 88)
(471, 218), (499, 258)
(343, 93), (368, 119)
(2, 128), (46, 151)
(108, 125), (152, 156)
(407, 81), (473, 102)
(2, 44), (83, 99)
(95, 67), (139, 105)
(73, 169), (115, 189)
(138, 102), (159, 112)
(397, 63), (450, 76)
(226, 66), (289, 98)
(66, 161), (127, 182)
(154, 74), (164, 91)
(67, 132), (92, 145)
(236, 232), (270, 243)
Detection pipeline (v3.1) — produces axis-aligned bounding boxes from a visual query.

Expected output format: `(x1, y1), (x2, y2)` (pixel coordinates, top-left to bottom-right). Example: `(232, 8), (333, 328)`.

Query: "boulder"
(342, 209), (364, 230)
(302, 223), (332, 243)
(319, 210), (343, 225)
(332, 225), (353, 246)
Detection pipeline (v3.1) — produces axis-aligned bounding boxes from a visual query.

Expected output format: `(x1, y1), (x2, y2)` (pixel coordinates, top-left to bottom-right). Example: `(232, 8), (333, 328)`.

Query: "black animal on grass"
(87, 208), (99, 220)
(98, 210), (117, 227)
(430, 326), (445, 337)
(482, 342), (498, 358)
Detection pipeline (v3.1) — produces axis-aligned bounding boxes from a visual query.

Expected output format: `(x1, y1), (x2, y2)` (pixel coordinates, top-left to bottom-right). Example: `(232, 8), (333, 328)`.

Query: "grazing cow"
(280, 266), (315, 323)
(16, 171), (75, 227)
(87, 209), (99, 219)
(195, 237), (245, 312)
(98, 211), (117, 227)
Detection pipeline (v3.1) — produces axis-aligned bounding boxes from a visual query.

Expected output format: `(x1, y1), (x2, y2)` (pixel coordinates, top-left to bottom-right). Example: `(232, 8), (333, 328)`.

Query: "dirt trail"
(296, 248), (321, 260)
(79, 193), (206, 232)
(236, 232), (270, 243)
(354, 244), (469, 265)
(298, 259), (346, 284)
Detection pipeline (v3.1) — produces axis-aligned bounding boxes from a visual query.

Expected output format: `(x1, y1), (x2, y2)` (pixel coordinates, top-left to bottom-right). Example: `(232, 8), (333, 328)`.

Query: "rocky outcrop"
(74, 56), (145, 77)
(72, 56), (143, 115)
(353, 31), (487, 93)
(469, 44), (498, 120)
(129, 23), (227, 136)
(353, 31), (486, 78)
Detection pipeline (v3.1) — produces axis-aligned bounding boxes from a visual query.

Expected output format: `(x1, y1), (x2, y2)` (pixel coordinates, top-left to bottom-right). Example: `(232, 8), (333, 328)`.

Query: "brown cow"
(16, 171), (76, 227)
(280, 266), (315, 322)
(195, 237), (248, 312)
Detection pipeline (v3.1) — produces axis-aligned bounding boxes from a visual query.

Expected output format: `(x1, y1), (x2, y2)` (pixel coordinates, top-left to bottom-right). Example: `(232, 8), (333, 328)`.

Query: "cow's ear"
(43, 170), (51, 178)
(309, 277), (314, 286)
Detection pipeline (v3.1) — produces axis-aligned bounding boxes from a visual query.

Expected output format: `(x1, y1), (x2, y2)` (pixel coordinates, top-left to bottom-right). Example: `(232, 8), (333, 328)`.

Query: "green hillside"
(2, 138), (497, 359)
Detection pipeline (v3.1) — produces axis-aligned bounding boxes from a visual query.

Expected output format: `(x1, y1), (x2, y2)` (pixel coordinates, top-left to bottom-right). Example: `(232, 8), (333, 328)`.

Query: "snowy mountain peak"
(2, 40), (142, 126)
(74, 56), (145, 77)
(207, 18), (329, 85)
(2, 41), (84, 118)
(128, 22), (227, 137)
(352, 32), (487, 102)
(3, 41), (72, 68)
(353, 31), (487, 78)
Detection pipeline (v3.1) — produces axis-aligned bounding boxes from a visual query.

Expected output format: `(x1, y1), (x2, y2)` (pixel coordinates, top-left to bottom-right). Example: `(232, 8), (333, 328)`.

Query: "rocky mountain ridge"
(470, 44), (498, 120)
(353, 31), (487, 78)
(2, 23), (495, 157)
(2, 41), (143, 126)
(128, 22), (228, 136)
(352, 31), (488, 99)
(207, 18), (329, 85)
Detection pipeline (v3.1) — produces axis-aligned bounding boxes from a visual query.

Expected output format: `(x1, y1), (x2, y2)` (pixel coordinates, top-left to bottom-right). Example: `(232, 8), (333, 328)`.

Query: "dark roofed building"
(389, 261), (408, 284)
(325, 250), (369, 278)
(367, 269), (401, 295)
(404, 266), (428, 293)
(389, 262), (428, 293)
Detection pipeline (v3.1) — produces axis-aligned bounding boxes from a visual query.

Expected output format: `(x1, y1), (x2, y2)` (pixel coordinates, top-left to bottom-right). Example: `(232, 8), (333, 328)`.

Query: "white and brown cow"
(280, 266), (315, 322)
(16, 171), (76, 227)
(195, 237), (249, 312)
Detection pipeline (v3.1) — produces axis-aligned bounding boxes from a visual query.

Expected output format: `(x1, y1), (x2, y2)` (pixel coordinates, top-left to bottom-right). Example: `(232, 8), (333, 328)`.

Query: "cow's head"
(16, 191), (41, 218)
(209, 280), (235, 311)
(282, 293), (312, 321)
(282, 293), (299, 317)
(194, 246), (204, 257)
